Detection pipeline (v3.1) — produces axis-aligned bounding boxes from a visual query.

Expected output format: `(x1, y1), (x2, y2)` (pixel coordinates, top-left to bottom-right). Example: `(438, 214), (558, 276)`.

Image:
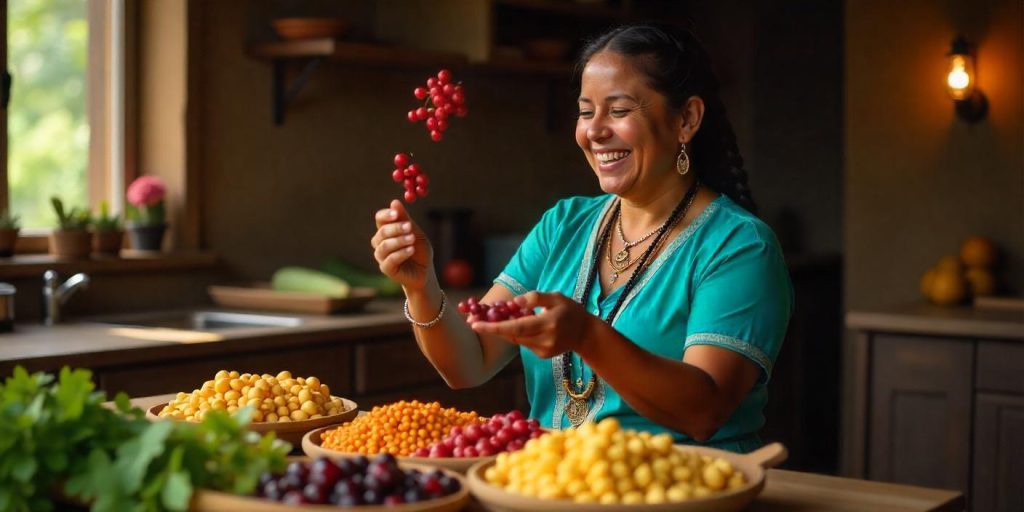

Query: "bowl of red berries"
(302, 410), (546, 474)
(193, 455), (469, 511)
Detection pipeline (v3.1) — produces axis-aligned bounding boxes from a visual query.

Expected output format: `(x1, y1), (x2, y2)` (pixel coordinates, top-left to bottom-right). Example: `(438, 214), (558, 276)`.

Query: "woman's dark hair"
(574, 24), (757, 213)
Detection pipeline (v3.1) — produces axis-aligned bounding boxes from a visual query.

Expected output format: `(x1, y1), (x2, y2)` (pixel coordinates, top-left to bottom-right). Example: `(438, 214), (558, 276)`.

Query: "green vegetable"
(0, 366), (289, 512)
(322, 257), (402, 297)
(271, 266), (351, 298)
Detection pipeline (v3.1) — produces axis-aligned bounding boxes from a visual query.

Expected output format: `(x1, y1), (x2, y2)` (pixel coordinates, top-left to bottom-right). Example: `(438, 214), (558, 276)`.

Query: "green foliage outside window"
(8, 0), (89, 228)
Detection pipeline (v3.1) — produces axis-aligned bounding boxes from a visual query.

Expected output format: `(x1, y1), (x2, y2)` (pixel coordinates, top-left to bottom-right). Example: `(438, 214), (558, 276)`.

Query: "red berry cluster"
(456, 296), (535, 323)
(258, 455), (459, 506)
(391, 152), (429, 203)
(406, 69), (467, 143)
(412, 410), (543, 458)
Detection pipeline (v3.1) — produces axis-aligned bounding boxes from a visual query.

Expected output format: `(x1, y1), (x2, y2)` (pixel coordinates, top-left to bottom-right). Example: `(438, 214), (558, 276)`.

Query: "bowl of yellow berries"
(149, 370), (358, 446)
(466, 418), (787, 511)
(302, 400), (543, 473)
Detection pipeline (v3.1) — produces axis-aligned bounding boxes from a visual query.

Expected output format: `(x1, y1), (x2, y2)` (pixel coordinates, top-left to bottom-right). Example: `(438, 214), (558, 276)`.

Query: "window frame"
(2, 0), (134, 252)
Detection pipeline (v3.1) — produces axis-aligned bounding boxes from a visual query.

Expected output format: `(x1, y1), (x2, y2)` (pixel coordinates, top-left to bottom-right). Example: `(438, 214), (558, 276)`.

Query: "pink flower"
(126, 176), (166, 207)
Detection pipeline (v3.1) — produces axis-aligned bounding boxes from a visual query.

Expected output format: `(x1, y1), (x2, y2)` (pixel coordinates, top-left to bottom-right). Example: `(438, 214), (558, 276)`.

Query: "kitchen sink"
(94, 310), (304, 331)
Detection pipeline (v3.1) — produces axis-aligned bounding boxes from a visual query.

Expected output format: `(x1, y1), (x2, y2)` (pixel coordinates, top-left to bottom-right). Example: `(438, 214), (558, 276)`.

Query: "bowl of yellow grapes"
(148, 370), (358, 445)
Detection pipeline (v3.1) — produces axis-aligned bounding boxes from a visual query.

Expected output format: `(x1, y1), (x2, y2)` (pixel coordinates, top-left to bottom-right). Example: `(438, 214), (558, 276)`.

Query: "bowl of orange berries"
(302, 400), (545, 473)
(149, 370), (358, 445)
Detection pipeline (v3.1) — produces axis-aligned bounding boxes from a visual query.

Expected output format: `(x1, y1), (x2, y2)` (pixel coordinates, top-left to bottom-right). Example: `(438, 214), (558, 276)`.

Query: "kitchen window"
(2, 0), (126, 239)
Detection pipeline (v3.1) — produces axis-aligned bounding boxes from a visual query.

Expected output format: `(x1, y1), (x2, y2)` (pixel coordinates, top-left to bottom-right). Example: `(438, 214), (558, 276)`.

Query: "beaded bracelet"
(403, 291), (447, 328)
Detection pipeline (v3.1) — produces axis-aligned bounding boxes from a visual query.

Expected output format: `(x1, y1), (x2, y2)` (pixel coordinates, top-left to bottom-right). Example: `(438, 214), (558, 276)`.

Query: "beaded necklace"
(561, 181), (701, 427)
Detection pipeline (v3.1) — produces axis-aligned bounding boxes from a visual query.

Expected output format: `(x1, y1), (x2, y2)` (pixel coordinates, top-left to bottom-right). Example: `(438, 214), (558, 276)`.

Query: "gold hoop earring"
(676, 143), (690, 176)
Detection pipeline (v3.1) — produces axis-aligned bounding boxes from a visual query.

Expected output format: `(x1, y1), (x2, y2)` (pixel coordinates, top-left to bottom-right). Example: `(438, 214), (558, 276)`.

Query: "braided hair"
(574, 24), (757, 214)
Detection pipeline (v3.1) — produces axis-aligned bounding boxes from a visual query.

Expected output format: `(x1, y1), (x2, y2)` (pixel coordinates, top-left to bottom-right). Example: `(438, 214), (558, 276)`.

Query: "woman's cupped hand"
(371, 199), (433, 291)
(469, 291), (601, 358)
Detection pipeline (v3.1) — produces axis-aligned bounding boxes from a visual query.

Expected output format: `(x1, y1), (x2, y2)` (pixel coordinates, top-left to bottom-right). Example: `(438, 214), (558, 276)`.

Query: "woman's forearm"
(404, 275), (516, 389)
(576, 321), (738, 441)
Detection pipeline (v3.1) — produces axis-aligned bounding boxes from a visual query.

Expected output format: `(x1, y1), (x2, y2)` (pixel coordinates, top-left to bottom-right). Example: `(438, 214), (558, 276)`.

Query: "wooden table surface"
(132, 395), (964, 512)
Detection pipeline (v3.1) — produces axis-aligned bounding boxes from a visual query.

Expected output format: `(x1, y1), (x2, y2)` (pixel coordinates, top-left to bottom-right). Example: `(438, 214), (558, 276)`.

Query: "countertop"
(0, 300), (411, 374)
(127, 394), (966, 512)
(846, 302), (1024, 340)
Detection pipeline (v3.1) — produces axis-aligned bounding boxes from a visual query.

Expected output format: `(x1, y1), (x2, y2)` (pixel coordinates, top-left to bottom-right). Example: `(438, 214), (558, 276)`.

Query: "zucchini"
(271, 266), (351, 298)
(321, 258), (403, 297)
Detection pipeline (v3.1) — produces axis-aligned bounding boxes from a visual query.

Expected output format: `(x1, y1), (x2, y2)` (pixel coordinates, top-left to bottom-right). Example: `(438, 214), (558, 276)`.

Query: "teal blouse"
(494, 194), (793, 453)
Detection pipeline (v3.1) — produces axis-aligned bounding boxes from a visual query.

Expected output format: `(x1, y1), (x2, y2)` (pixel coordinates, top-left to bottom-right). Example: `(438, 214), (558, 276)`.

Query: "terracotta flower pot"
(92, 230), (124, 257)
(0, 228), (19, 258)
(127, 223), (167, 252)
(49, 229), (92, 260)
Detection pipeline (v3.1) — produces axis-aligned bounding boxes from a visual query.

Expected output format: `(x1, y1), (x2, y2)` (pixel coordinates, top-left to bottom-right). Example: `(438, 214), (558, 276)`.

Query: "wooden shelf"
(0, 251), (218, 279)
(493, 0), (628, 20)
(247, 39), (469, 69)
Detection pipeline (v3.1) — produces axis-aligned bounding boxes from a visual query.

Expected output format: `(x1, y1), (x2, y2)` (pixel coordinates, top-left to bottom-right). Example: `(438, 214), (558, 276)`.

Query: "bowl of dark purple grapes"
(256, 454), (469, 509)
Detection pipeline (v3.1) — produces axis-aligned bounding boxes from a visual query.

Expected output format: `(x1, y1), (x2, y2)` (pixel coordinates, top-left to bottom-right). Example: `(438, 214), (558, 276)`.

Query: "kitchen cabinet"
(846, 305), (1024, 511)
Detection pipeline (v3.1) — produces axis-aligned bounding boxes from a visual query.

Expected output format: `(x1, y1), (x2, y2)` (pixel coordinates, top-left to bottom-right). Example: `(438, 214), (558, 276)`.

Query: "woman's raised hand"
(468, 291), (601, 359)
(371, 199), (433, 291)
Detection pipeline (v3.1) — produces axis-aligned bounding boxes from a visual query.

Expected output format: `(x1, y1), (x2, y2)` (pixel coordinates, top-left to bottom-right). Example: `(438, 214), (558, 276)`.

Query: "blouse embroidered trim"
(684, 332), (773, 378)
(495, 272), (529, 296)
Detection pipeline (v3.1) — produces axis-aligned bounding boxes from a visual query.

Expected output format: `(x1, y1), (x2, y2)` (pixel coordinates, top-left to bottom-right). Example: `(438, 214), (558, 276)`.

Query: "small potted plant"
(125, 175), (167, 252)
(0, 210), (20, 257)
(50, 197), (92, 260)
(91, 201), (123, 257)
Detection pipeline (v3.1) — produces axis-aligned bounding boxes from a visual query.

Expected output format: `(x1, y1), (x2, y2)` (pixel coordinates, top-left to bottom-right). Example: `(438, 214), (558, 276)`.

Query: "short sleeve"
(494, 203), (562, 296)
(684, 232), (793, 383)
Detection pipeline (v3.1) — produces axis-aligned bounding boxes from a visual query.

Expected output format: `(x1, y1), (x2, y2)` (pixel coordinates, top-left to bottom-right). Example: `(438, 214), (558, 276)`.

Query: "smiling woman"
(371, 24), (792, 456)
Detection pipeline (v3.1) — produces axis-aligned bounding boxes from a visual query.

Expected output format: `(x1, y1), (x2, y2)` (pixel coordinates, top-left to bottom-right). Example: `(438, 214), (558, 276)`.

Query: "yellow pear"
(965, 267), (996, 297)
(960, 236), (998, 269)
(929, 269), (967, 306)
(936, 254), (963, 273)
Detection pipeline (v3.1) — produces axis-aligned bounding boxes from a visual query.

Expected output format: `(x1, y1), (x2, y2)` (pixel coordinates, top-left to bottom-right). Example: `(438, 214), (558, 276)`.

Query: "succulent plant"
(51, 197), (91, 231)
(0, 209), (20, 230)
(92, 201), (122, 232)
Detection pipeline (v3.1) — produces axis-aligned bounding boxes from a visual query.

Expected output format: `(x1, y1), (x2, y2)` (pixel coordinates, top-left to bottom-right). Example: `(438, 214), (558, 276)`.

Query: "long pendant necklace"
(612, 214), (662, 274)
(562, 181), (701, 427)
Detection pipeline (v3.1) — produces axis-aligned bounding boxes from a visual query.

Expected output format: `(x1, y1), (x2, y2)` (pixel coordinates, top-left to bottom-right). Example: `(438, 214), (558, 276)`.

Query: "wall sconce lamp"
(946, 36), (987, 122)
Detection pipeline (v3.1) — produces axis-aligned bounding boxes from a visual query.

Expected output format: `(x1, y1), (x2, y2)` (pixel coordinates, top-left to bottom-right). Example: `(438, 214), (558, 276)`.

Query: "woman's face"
(575, 51), (685, 199)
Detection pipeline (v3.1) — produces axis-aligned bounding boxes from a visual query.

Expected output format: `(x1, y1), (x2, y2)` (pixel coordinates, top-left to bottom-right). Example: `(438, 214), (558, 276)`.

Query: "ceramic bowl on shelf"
(147, 397), (358, 446)
(301, 424), (496, 474)
(466, 442), (788, 512)
(522, 38), (571, 62)
(272, 17), (349, 41)
(191, 461), (470, 511)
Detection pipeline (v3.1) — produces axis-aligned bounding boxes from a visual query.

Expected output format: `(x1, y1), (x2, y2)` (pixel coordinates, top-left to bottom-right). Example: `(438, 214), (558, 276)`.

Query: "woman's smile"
(594, 149), (633, 173)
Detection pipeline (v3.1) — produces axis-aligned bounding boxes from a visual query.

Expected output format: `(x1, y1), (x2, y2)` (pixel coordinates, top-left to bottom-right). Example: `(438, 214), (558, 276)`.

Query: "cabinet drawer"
(97, 345), (352, 398)
(354, 337), (444, 394)
(977, 341), (1024, 394)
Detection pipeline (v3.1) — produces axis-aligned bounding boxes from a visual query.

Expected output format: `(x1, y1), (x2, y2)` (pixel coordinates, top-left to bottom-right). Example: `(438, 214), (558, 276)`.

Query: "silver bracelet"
(404, 290), (447, 328)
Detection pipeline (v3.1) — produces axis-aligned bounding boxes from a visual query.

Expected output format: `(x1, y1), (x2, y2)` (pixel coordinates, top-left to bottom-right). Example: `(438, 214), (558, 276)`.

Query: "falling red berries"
(393, 69), (466, 204)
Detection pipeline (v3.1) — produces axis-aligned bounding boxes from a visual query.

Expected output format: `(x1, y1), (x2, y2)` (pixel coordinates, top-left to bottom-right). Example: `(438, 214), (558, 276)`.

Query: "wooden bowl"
(467, 442), (788, 511)
(272, 17), (349, 40)
(191, 461), (470, 511)
(522, 38), (571, 62)
(302, 424), (495, 474)
(147, 397), (359, 446)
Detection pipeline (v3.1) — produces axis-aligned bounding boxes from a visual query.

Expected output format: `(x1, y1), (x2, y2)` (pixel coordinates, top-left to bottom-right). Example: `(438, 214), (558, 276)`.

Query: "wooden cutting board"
(207, 284), (376, 315)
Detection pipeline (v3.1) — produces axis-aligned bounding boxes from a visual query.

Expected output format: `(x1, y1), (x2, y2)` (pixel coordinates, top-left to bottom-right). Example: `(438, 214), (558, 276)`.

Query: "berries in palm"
(456, 296), (534, 323)
(257, 455), (460, 505)
(405, 69), (468, 142)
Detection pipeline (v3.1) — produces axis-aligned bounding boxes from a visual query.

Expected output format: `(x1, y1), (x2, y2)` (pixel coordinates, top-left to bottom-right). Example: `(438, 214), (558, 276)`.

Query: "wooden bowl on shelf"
(191, 461), (470, 511)
(301, 424), (495, 474)
(466, 442), (788, 512)
(272, 17), (349, 41)
(146, 397), (359, 446)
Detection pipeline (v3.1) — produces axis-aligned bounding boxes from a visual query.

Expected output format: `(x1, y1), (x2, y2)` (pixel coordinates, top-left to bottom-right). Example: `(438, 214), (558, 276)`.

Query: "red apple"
(443, 259), (473, 288)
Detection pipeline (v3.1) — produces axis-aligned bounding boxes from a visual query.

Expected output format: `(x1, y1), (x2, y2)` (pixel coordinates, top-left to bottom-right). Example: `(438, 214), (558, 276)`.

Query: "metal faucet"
(43, 270), (89, 326)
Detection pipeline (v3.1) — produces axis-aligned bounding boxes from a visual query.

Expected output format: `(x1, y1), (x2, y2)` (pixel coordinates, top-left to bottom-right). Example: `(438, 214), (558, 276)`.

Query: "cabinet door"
(973, 393), (1024, 512)
(868, 335), (972, 494)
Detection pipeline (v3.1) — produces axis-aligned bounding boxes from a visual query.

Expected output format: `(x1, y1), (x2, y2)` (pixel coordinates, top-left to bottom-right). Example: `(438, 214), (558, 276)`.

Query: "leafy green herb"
(0, 366), (289, 512)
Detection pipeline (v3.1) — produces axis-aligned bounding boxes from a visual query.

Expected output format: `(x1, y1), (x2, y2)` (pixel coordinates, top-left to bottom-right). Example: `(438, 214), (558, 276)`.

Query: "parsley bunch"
(0, 367), (289, 512)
